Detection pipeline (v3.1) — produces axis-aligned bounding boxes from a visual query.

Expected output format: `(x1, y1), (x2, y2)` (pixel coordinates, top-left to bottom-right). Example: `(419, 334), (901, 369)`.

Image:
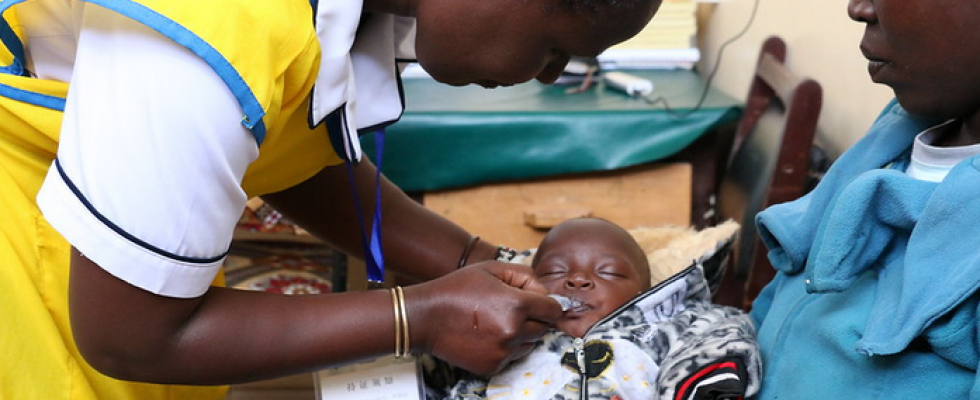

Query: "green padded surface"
(362, 70), (741, 192)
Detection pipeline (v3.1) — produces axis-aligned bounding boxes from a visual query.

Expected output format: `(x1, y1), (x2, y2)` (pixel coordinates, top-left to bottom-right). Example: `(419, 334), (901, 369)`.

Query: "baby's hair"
(561, 0), (644, 10)
(534, 217), (652, 288)
(594, 218), (651, 287)
(548, 0), (650, 26)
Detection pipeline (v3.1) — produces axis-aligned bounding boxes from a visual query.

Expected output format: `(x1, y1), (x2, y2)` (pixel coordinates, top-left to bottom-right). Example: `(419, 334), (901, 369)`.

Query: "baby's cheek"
(542, 281), (564, 295)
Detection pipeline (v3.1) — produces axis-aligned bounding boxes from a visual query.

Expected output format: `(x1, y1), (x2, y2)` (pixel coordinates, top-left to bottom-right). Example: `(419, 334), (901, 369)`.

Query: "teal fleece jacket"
(750, 99), (980, 399)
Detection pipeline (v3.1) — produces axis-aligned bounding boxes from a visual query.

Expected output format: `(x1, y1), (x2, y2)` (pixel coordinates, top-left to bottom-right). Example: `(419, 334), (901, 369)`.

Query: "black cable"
(642, 0), (762, 118)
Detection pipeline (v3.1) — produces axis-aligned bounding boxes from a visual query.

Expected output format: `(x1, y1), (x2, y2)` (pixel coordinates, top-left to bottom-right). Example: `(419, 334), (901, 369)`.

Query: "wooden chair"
(712, 36), (823, 310)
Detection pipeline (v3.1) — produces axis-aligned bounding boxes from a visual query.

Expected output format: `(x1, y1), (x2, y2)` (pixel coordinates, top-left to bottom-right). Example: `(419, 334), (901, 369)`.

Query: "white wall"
(697, 0), (894, 159)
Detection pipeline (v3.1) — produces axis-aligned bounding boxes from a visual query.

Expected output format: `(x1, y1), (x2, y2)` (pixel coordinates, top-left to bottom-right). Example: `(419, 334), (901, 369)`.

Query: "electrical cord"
(641, 0), (762, 118)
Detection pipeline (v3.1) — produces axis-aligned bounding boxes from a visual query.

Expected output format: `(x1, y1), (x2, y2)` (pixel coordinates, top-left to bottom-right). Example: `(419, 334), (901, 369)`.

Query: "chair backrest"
(713, 36), (823, 310)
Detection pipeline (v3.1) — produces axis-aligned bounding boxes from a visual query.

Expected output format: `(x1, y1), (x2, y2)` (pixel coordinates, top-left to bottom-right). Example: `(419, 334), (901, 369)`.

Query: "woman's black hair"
(556, 0), (650, 24)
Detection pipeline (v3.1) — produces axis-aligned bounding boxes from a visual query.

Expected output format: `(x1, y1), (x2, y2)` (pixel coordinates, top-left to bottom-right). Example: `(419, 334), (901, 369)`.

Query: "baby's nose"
(565, 274), (594, 289)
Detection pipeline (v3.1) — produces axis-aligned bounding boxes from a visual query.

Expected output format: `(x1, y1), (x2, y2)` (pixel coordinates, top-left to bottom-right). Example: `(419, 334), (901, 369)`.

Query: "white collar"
(908, 119), (980, 182)
(311, 0), (416, 161)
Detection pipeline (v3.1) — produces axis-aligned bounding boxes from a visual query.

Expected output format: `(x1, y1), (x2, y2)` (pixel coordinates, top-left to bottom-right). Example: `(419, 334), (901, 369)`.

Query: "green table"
(362, 69), (742, 227)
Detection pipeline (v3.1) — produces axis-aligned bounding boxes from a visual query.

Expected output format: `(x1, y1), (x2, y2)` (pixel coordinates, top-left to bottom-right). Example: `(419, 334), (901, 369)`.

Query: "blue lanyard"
(345, 129), (386, 285)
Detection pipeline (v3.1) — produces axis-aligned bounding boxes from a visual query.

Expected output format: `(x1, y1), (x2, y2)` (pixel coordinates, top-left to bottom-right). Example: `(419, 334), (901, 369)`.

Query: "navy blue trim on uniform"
(325, 105), (357, 163)
(0, 81), (65, 110)
(81, 0), (268, 145)
(54, 158), (227, 264)
(0, 2), (28, 77)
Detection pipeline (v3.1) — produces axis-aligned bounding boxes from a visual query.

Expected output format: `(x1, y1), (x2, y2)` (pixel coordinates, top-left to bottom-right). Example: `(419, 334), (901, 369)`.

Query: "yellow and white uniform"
(0, 0), (413, 398)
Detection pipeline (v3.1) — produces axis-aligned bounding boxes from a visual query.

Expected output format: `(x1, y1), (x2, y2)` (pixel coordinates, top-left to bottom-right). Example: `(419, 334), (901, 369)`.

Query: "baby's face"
(533, 219), (648, 338)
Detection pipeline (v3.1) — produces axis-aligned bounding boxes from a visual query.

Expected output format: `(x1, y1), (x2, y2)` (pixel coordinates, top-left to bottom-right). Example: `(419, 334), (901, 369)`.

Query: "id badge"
(315, 355), (424, 400)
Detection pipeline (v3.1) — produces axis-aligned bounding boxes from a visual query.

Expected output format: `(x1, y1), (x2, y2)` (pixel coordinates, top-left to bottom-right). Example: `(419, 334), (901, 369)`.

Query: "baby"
(425, 218), (761, 400)
(532, 217), (653, 339)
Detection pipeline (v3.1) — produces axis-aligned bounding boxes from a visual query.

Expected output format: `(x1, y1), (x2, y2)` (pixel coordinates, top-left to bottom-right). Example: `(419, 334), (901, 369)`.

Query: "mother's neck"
(933, 112), (980, 147)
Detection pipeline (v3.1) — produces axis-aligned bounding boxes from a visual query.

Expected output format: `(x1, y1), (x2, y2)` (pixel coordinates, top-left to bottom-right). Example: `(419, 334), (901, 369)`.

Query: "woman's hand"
(406, 261), (562, 375)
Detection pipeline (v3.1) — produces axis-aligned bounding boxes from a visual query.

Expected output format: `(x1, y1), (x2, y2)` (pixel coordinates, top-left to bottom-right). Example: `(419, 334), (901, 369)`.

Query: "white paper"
(315, 355), (424, 400)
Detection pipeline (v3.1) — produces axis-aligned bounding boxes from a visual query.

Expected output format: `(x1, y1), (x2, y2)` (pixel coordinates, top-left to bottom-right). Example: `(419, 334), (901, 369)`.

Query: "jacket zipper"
(571, 264), (699, 400)
(573, 338), (587, 400)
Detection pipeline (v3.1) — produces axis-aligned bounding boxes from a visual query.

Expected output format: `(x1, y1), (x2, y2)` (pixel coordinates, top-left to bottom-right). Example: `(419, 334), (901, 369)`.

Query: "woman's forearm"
(69, 249), (561, 384)
(69, 249), (398, 384)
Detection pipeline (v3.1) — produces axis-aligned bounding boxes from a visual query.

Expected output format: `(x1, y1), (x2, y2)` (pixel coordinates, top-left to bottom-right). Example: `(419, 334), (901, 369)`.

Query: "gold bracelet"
(395, 286), (410, 357)
(390, 288), (402, 358)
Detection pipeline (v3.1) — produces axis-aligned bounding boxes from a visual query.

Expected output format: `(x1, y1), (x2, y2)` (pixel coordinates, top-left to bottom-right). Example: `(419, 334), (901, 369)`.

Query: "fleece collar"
(586, 265), (711, 333)
(756, 99), (980, 355)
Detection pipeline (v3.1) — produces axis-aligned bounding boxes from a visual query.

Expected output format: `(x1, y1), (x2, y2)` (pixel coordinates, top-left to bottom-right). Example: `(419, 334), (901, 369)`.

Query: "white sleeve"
(36, 4), (259, 298)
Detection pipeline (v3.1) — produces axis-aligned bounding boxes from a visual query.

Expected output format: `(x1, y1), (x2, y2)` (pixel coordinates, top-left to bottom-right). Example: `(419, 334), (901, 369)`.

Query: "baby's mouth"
(567, 303), (591, 315)
(549, 294), (579, 311)
(549, 294), (591, 314)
